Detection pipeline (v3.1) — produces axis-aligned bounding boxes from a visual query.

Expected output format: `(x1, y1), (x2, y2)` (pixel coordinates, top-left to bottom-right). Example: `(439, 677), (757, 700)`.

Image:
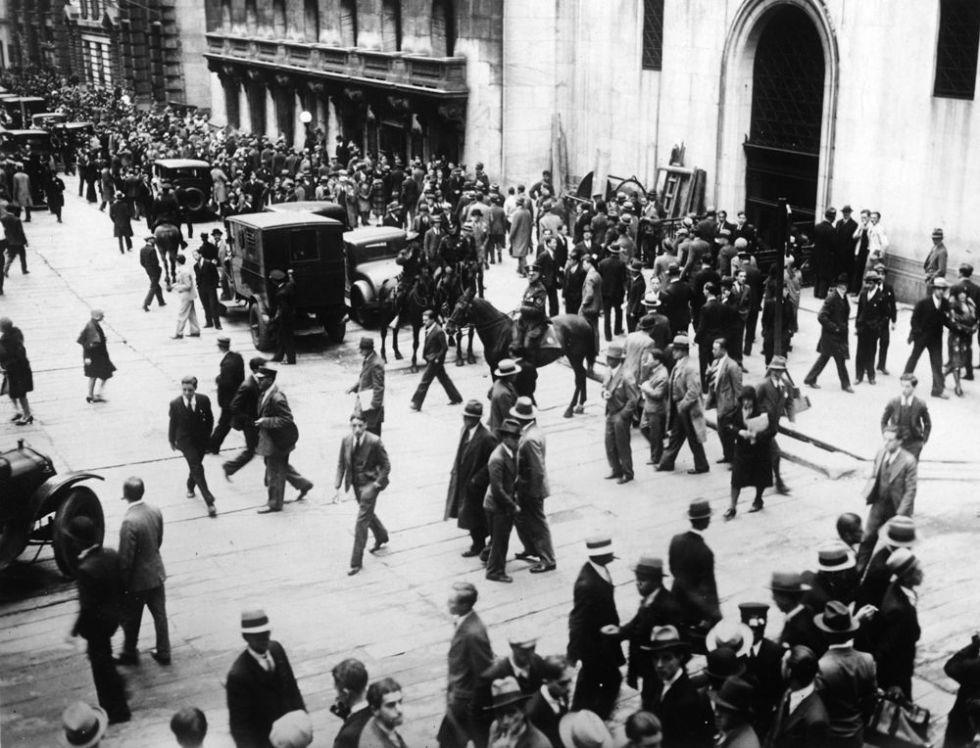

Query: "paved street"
(2, 191), (979, 746)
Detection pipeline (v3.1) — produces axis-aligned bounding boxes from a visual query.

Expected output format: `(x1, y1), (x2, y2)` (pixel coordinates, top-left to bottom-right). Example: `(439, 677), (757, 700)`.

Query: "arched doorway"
(716, 0), (839, 247)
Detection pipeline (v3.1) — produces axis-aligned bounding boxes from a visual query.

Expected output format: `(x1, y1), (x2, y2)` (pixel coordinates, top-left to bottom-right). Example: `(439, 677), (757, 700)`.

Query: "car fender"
(32, 473), (105, 521)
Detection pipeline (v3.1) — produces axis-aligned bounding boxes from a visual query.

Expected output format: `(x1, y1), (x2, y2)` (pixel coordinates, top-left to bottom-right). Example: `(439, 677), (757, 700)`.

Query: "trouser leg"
(613, 412), (633, 476)
(411, 361), (437, 407)
(602, 302), (613, 341)
(184, 447), (215, 505)
(224, 427), (257, 475)
(521, 496), (555, 565)
(486, 510), (513, 577)
(144, 585), (170, 657)
(436, 364), (462, 402)
(804, 351), (831, 383)
(86, 632), (130, 721)
(121, 593), (144, 655)
(682, 413), (709, 471)
(265, 455), (286, 510)
(717, 410), (736, 461)
(833, 352), (851, 389)
(928, 340), (945, 395)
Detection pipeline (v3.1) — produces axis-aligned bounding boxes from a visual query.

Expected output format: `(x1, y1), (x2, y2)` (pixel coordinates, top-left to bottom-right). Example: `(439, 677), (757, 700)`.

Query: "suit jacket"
(815, 646), (877, 740)
(598, 255), (627, 303)
(696, 298), (740, 346)
(660, 279), (694, 334)
(353, 351), (385, 428)
(422, 322), (449, 365)
(812, 220), (837, 276)
(447, 610), (494, 706)
(779, 606), (826, 657)
(719, 724), (761, 748)
(626, 273), (647, 317)
(756, 377), (789, 437)
(873, 582), (920, 695)
(745, 638), (785, 735)
(444, 422), (497, 529)
(707, 355), (743, 416)
(118, 502), (165, 592)
(861, 447), (917, 516)
(767, 688), (830, 748)
(642, 669), (715, 748)
(334, 706), (373, 748)
(516, 423), (548, 500)
(880, 396), (930, 447)
(358, 716), (408, 748)
(567, 563), (625, 668)
(668, 531), (721, 627)
(909, 294), (950, 343)
(226, 641), (306, 748)
(580, 267), (603, 314)
(943, 640), (980, 748)
(216, 351), (246, 408)
(72, 547), (125, 639)
(816, 292), (850, 358)
(168, 393), (214, 451)
(484, 441), (519, 514)
(524, 690), (566, 748)
(230, 375), (261, 431)
(618, 586), (683, 685)
(255, 386), (298, 457)
(336, 431), (391, 491)
(174, 265), (197, 300)
(856, 288), (888, 332)
(488, 378), (517, 431)
(139, 243), (162, 278)
(665, 356), (707, 439)
(604, 364), (640, 418)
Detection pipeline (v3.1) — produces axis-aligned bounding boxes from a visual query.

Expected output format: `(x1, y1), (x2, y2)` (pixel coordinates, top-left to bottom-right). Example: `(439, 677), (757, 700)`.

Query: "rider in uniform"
(150, 183), (190, 249)
(511, 261), (549, 357)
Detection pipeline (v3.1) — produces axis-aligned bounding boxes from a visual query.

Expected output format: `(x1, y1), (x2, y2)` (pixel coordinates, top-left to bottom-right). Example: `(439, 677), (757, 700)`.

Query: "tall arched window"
(303, 0), (319, 42)
(381, 0), (402, 52)
(340, 0), (358, 47)
(431, 0), (456, 56)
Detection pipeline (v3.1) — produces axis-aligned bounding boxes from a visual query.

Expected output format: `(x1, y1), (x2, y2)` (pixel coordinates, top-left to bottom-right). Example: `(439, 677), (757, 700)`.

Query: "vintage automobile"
(31, 111), (68, 129)
(226, 212), (348, 350)
(0, 129), (53, 159)
(265, 200), (350, 230)
(345, 226), (417, 327)
(152, 158), (213, 216)
(0, 96), (47, 129)
(0, 440), (105, 578)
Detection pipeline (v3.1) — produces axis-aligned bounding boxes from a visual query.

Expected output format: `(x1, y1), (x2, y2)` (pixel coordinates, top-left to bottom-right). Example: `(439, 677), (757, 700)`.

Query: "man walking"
(487, 358), (519, 431)
(706, 338), (742, 464)
(168, 376), (217, 517)
(880, 374), (931, 460)
(410, 309), (463, 411)
(444, 400), (497, 558)
(116, 477), (170, 668)
(656, 335), (709, 475)
(757, 357), (793, 494)
(210, 337), (245, 454)
(335, 414), (391, 576)
(254, 367), (313, 514)
(669, 499), (722, 649)
(484, 419), (522, 583)
(269, 270), (297, 365)
(347, 337), (385, 436)
(172, 254), (201, 339)
(599, 246), (627, 341)
(804, 274), (853, 392)
(603, 343), (640, 484)
(224, 357), (265, 479)
(904, 277), (952, 398)
(854, 271), (887, 385)
(857, 425), (917, 570)
(511, 397), (556, 574)
(139, 236), (166, 312)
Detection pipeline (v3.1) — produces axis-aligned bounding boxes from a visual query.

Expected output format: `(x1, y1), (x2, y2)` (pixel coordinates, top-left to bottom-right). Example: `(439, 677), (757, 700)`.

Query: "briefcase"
(782, 371), (810, 419)
(866, 691), (931, 748)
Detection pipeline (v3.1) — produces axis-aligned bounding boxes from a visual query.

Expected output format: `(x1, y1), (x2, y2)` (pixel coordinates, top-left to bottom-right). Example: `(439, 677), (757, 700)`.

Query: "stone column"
(399, 0), (432, 55)
(265, 86), (277, 139)
(210, 70), (228, 127)
(239, 83), (252, 133)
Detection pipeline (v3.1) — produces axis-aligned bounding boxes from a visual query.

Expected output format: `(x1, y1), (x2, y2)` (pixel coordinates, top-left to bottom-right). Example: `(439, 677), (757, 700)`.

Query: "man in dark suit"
(67, 516), (131, 724)
(873, 262), (898, 375)
(599, 245), (626, 340)
(668, 499), (721, 650)
(438, 582), (494, 748)
(194, 251), (222, 330)
(347, 337), (385, 436)
(444, 400), (497, 557)
(770, 571), (825, 657)
(511, 397), (556, 574)
(116, 477), (169, 666)
(567, 536), (624, 720)
(641, 625), (715, 748)
(811, 208), (837, 299)
(834, 206), (857, 283)
(857, 426), (917, 571)
(603, 343), (640, 483)
(254, 367), (313, 513)
(640, 295), (672, 351)
(660, 265), (694, 336)
(334, 413), (391, 576)
(804, 274), (853, 392)
(536, 236), (560, 317)
(410, 309), (462, 411)
(484, 419), (522, 582)
(139, 236), (166, 311)
(942, 633), (980, 748)
(767, 645), (830, 748)
(854, 271), (887, 385)
(487, 358), (519, 431)
(691, 257), (721, 330)
(210, 337), (245, 453)
(601, 555), (681, 691)
(225, 357), (266, 478)
(756, 357), (792, 494)
(625, 260), (647, 332)
(226, 608), (306, 748)
(738, 603), (784, 739)
(696, 283), (739, 388)
(880, 374), (931, 461)
(332, 658), (372, 748)
(269, 269), (297, 365)
(904, 277), (952, 398)
(524, 655), (573, 748)
(168, 375), (217, 517)
(872, 549), (922, 699)
(855, 516), (916, 617)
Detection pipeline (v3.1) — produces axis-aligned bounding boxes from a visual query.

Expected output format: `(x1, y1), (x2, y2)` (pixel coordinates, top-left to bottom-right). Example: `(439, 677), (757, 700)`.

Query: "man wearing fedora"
(756, 356), (792, 495)
(738, 603), (783, 739)
(601, 555), (681, 692)
(641, 625), (715, 748)
(598, 242), (627, 341)
(623, 310), (657, 385)
(769, 571), (825, 657)
(488, 358), (519, 430)
(603, 342), (640, 484)
(668, 499), (721, 649)
(67, 516), (131, 725)
(226, 608), (306, 748)
(857, 425), (917, 570)
(813, 601), (878, 748)
(923, 227), (948, 285)
(485, 677), (551, 748)
(439, 583), (494, 748)
(348, 337), (385, 436)
(444, 400), (497, 558)
(510, 397), (556, 574)
(626, 259), (648, 333)
(567, 537), (625, 719)
(712, 676), (760, 748)
(210, 336), (245, 454)
(270, 269), (297, 365)
(855, 516), (915, 611)
(139, 235), (166, 312)
(855, 270), (888, 385)
(254, 366), (313, 513)
(871, 548), (923, 699)
(483, 418), (522, 583)
(904, 276), (952, 398)
(766, 645), (829, 748)
(656, 335), (709, 475)
(803, 274), (854, 393)
(660, 264), (694, 337)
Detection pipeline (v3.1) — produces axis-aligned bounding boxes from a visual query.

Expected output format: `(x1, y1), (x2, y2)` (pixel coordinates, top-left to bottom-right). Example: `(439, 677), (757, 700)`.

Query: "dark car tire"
(181, 186), (208, 214)
(249, 303), (277, 352)
(53, 486), (105, 578)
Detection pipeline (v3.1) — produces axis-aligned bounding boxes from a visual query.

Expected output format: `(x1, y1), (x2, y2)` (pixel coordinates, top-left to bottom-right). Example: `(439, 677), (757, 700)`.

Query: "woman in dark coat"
(109, 191), (134, 254)
(77, 309), (116, 403)
(944, 287), (978, 397)
(0, 317), (34, 424)
(724, 385), (772, 520)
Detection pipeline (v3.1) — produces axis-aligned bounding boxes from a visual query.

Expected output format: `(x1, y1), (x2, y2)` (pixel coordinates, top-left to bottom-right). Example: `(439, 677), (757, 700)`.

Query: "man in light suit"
(210, 336), (245, 453)
(171, 254), (201, 339)
(168, 375), (217, 516)
(706, 337), (743, 464)
(656, 335), (709, 474)
(510, 397), (556, 574)
(117, 477), (170, 666)
(857, 425), (917, 571)
(484, 419), (522, 583)
(410, 309), (463, 411)
(348, 337), (385, 436)
(335, 413), (391, 576)
(880, 374), (931, 461)
(254, 367), (313, 514)
(603, 343), (640, 484)
(437, 582), (494, 748)
(444, 400), (497, 557)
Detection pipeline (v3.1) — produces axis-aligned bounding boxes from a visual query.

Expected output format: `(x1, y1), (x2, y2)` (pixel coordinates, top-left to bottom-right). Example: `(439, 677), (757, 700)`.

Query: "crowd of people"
(2, 73), (979, 748)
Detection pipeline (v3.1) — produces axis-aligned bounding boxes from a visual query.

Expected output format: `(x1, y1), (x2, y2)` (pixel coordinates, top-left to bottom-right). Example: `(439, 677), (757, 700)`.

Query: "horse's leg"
(466, 327), (476, 364)
(564, 356), (585, 418)
(379, 321), (389, 363)
(454, 330), (464, 366)
(410, 322), (421, 373)
(392, 316), (404, 360)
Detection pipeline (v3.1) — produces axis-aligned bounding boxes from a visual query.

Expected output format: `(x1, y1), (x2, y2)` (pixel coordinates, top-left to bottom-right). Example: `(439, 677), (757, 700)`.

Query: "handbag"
(782, 371), (810, 419)
(866, 691), (931, 748)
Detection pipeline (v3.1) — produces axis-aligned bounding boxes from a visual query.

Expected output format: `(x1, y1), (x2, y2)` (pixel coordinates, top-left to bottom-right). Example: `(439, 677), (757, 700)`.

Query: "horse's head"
(444, 286), (475, 335)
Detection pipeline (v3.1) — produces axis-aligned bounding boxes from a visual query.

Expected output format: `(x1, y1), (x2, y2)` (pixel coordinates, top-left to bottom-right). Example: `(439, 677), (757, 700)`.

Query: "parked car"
(0, 97), (47, 129)
(225, 212), (348, 350)
(31, 112), (68, 129)
(345, 226), (418, 326)
(265, 200), (350, 229)
(152, 158), (213, 216)
(0, 129), (53, 160)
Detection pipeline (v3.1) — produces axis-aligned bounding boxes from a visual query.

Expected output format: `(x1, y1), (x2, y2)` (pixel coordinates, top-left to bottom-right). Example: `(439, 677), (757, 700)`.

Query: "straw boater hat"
(241, 608), (271, 635)
(585, 536), (617, 560)
(60, 702), (108, 748)
(494, 358), (519, 377)
(816, 544), (855, 572)
(641, 625), (691, 654)
(705, 619), (754, 658)
(883, 516), (916, 548)
(558, 710), (614, 748)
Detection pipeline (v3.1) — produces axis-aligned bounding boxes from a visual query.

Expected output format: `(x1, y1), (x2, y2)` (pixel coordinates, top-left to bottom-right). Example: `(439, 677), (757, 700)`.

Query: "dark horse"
(445, 288), (597, 418)
(437, 264), (477, 366)
(372, 247), (435, 371)
(153, 222), (183, 288)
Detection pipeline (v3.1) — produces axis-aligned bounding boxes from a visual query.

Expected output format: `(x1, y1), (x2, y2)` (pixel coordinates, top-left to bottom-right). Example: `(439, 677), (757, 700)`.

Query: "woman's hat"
(61, 702), (108, 748)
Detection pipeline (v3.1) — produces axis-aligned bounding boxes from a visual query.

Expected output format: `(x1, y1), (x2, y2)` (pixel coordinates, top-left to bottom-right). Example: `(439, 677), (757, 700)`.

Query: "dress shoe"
(448, 398), (463, 405)
(461, 547), (485, 558)
(347, 566), (361, 576)
(150, 650), (171, 665)
(868, 378), (876, 385)
(654, 464), (673, 472)
(723, 507), (736, 521)
(878, 367), (890, 375)
(479, 548), (491, 563)
(529, 563), (556, 574)
(256, 506), (280, 514)
(486, 573), (514, 583)
(514, 551), (538, 561)
(933, 392), (950, 399)
(687, 467), (709, 475)
(295, 484), (313, 501)
(207, 505), (218, 518)
(604, 473), (622, 480)
(409, 403), (420, 411)
(715, 458), (731, 464)
(616, 475), (634, 484)
(775, 482), (791, 495)
(854, 378), (863, 385)
(842, 386), (855, 393)
(188, 333), (201, 338)
(143, 306), (149, 312)
(804, 381), (820, 389)
(748, 501), (764, 513)
(15, 415), (33, 425)
(185, 490), (195, 499)
(114, 652), (139, 666)
(171, 334), (184, 339)
(370, 540), (388, 553)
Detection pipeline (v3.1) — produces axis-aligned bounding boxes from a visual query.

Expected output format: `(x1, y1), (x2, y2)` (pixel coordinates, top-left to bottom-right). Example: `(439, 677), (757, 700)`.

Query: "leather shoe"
(775, 482), (791, 495)
(409, 404), (420, 411)
(933, 392), (950, 399)
(842, 386), (855, 393)
(687, 467), (709, 474)
(207, 505), (218, 518)
(295, 484), (313, 501)
(370, 540), (388, 553)
(461, 547), (485, 558)
(514, 551), (538, 561)
(114, 652), (139, 666)
(616, 475), (634, 484)
(486, 573), (513, 583)
(716, 458), (731, 464)
(804, 381), (820, 389)
(654, 464), (672, 472)
(347, 566), (361, 576)
(185, 490), (195, 498)
(150, 650), (171, 665)
(256, 507), (280, 514)
(604, 473), (623, 480)
(878, 367), (890, 375)
(529, 564), (556, 574)
(748, 501), (764, 513)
